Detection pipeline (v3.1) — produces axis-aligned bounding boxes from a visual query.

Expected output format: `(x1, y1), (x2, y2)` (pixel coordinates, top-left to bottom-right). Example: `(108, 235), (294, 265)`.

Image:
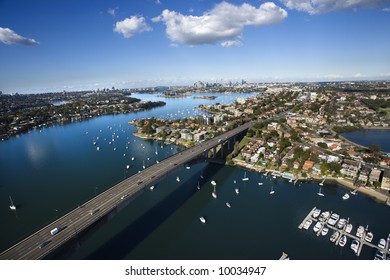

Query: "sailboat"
(155, 147), (158, 155)
(142, 160), (146, 169)
(235, 188), (240, 194)
(9, 196), (16, 210)
(317, 187), (324, 196)
(270, 186), (275, 195)
(197, 181), (201, 190)
(212, 185), (217, 199)
(176, 176), (180, 182)
(242, 172), (249, 181)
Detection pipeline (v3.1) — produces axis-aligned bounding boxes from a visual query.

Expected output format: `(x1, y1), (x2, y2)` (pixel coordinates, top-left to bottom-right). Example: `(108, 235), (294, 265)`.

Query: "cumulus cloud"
(152, 1), (287, 46)
(279, 0), (390, 14)
(0, 27), (39, 45)
(114, 16), (152, 38)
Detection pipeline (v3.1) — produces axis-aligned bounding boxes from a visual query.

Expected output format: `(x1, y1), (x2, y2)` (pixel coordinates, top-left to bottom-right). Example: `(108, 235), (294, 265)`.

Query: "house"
(369, 169), (382, 184)
(358, 166), (371, 183)
(340, 159), (361, 178)
(381, 170), (390, 190)
(180, 129), (193, 141)
(303, 160), (314, 171)
(193, 131), (207, 142)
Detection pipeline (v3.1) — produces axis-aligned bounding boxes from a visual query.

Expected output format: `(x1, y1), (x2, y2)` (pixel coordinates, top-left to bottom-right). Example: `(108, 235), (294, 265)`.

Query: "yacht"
(319, 211), (330, 222)
(269, 186), (275, 195)
(211, 181), (217, 186)
(356, 226), (365, 238)
(176, 176), (180, 182)
(303, 219), (313, 230)
(96, 146), (100, 151)
(312, 208), (321, 218)
(345, 223), (353, 234)
(313, 221), (322, 233)
(321, 226), (329, 236)
(242, 172), (249, 181)
(126, 164), (130, 169)
(121, 194), (128, 200)
(150, 185), (155, 190)
(351, 240), (360, 254)
(317, 187), (324, 197)
(327, 213), (340, 226)
(337, 218), (347, 229)
(330, 231), (340, 243)
(374, 250), (385, 260)
(258, 182), (263, 186)
(199, 216), (206, 224)
(365, 232), (373, 243)
(339, 235), (347, 247)
(212, 191), (217, 199)
(342, 193), (350, 200)
(226, 202), (231, 208)
(378, 238), (386, 249)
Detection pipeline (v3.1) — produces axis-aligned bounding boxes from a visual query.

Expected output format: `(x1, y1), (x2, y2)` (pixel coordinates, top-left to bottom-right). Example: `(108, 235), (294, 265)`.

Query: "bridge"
(0, 120), (255, 259)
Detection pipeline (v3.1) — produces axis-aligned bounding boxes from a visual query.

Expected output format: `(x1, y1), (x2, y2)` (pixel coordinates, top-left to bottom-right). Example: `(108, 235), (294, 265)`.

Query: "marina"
(299, 207), (390, 258)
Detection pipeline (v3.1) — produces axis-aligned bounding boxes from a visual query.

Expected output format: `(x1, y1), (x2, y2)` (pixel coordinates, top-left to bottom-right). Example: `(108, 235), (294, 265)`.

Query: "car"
(38, 240), (50, 249)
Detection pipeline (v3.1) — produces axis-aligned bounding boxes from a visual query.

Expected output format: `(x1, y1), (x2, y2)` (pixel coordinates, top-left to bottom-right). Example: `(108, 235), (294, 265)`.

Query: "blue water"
(342, 129), (390, 153)
(1, 92), (389, 260)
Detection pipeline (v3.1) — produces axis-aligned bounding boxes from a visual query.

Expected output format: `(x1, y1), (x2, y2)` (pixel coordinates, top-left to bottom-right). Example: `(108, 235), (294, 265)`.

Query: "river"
(0, 92), (389, 260)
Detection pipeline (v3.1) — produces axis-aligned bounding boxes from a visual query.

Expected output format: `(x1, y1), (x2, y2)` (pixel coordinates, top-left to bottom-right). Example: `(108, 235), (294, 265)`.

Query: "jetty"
(298, 207), (389, 258)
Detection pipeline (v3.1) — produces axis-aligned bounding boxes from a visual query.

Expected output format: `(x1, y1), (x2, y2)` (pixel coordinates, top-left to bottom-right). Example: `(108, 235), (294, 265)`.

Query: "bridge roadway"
(0, 120), (255, 259)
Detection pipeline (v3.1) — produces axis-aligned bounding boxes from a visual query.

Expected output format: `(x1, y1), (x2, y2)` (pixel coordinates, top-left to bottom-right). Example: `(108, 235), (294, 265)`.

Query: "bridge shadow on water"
(54, 163), (224, 260)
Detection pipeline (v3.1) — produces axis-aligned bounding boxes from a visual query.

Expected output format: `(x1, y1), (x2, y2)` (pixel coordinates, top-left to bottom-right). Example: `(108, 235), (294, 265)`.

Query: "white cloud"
(114, 16), (152, 38)
(382, 7), (390, 11)
(0, 27), (39, 45)
(279, 0), (390, 14)
(221, 40), (242, 47)
(354, 72), (366, 78)
(155, 0), (162, 4)
(108, 7), (118, 17)
(321, 73), (344, 79)
(152, 1), (287, 46)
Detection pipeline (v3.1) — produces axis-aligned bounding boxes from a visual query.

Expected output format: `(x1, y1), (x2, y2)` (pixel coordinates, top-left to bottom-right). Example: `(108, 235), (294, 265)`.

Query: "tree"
(369, 144), (381, 153)
(318, 142), (328, 149)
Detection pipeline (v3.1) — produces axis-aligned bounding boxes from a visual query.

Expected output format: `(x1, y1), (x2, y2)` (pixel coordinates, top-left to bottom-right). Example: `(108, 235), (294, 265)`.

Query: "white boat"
(131, 157), (135, 161)
(242, 172), (249, 181)
(211, 181), (217, 186)
(126, 165), (130, 169)
(319, 211), (330, 222)
(339, 235), (347, 247)
(212, 191), (217, 199)
(176, 176), (180, 182)
(303, 219), (313, 230)
(258, 182), (263, 186)
(96, 146), (100, 151)
(327, 213), (340, 226)
(312, 208), (321, 218)
(342, 193), (350, 200)
(351, 240), (360, 254)
(356, 226), (365, 238)
(345, 223), (353, 234)
(226, 202), (231, 208)
(150, 185), (155, 190)
(374, 250), (385, 260)
(142, 160), (145, 169)
(9, 196), (16, 211)
(313, 221), (322, 233)
(378, 238), (386, 249)
(365, 232), (373, 243)
(197, 181), (200, 190)
(155, 147), (158, 155)
(235, 188), (240, 194)
(270, 186), (275, 195)
(186, 166), (190, 169)
(199, 216), (206, 224)
(321, 226), (329, 236)
(330, 231), (340, 243)
(317, 187), (324, 197)
(337, 218), (347, 229)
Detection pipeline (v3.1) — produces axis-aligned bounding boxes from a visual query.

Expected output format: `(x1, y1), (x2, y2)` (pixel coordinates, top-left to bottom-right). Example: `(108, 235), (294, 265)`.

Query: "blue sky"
(0, 0), (389, 94)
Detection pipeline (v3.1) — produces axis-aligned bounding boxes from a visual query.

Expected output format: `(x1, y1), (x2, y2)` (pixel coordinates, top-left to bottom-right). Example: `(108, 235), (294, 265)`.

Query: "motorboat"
(342, 193), (350, 200)
(327, 213), (340, 226)
(356, 226), (365, 238)
(312, 208), (321, 218)
(319, 211), (330, 222)
(186, 166), (190, 170)
(212, 192), (217, 199)
(242, 172), (249, 181)
(235, 188), (240, 194)
(258, 182), (263, 186)
(374, 250), (385, 260)
(211, 181), (216, 186)
(226, 202), (231, 208)
(176, 176), (180, 182)
(365, 232), (373, 243)
(303, 219), (313, 230)
(351, 240), (360, 254)
(313, 221), (322, 233)
(126, 164), (130, 169)
(269, 186), (275, 195)
(378, 238), (386, 249)
(345, 223), (353, 234)
(317, 187), (324, 197)
(337, 218), (347, 229)
(199, 216), (206, 224)
(330, 231), (340, 243)
(321, 226), (329, 236)
(339, 235), (347, 247)
(150, 185), (155, 190)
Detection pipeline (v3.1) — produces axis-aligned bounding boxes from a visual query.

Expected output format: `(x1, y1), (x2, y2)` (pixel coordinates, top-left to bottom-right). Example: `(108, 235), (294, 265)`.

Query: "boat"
(313, 221), (322, 233)
(9, 196), (16, 210)
(258, 182), (263, 186)
(339, 235), (347, 247)
(150, 185), (155, 190)
(212, 191), (217, 199)
(186, 166), (190, 170)
(142, 160), (145, 169)
(327, 213), (340, 226)
(131, 157), (135, 161)
(126, 164), (130, 169)
(345, 223), (353, 234)
(378, 238), (386, 249)
(342, 193), (350, 200)
(211, 180), (216, 186)
(365, 232), (373, 243)
(374, 250), (385, 260)
(199, 216), (206, 224)
(337, 218), (347, 229)
(235, 188), (240, 194)
(303, 219), (313, 230)
(279, 252), (289, 260)
(226, 202), (231, 208)
(197, 181), (200, 190)
(350, 189), (358, 195)
(242, 172), (249, 181)
(330, 231), (340, 243)
(317, 187), (324, 197)
(356, 226), (365, 238)
(155, 147), (158, 155)
(321, 226), (329, 236)
(270, 186), (275, 195)
(96, 146), (100, 151)
(176, 176), (180, 182)
(351, 240), (360, 254)
(312, 208), (321, 218)
(319, 211), (330, 222)
(121, 194), (128, 200)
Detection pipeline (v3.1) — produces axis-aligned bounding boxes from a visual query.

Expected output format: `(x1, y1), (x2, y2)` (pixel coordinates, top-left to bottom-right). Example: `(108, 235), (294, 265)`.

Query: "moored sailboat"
(9, 196), (16, 210)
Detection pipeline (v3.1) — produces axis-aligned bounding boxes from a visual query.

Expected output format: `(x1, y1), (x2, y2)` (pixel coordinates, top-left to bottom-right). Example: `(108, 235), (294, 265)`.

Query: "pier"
(299, 207), (389, 258)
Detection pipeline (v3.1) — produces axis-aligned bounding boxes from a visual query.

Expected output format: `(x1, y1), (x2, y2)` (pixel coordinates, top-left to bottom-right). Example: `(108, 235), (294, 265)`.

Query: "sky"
(0, 0), (390, 94)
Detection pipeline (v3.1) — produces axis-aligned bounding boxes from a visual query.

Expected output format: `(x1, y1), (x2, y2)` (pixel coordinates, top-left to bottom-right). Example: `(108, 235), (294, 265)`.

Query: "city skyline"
(1, 0), (390, 94)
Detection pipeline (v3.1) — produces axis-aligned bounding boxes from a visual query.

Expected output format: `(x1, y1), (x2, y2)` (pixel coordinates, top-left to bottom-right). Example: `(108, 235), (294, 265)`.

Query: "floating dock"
(299, 207), (389, 258)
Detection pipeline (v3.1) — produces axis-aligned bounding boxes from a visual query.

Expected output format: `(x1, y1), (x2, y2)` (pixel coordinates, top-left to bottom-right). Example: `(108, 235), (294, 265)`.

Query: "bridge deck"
(0, 121), (254, 259)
